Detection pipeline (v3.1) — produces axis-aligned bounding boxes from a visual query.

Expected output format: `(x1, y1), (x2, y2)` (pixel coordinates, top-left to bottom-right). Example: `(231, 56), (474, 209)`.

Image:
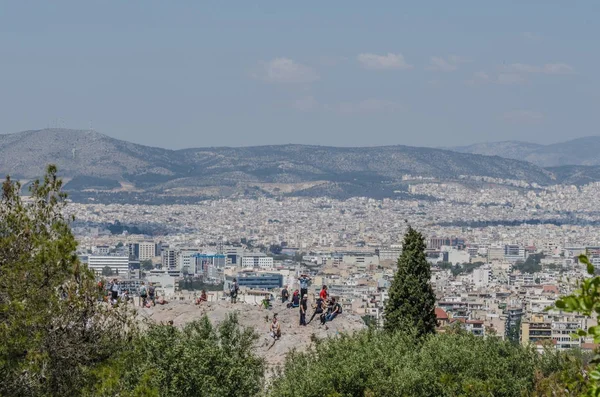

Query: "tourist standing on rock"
(270, 314), (281, 340)
(148, 282), (156, 306)
(299, 295), (308, 326)
(110, 279), (120, 305)
(230, 278), (239, 304)
(139, 282), (148, 307)
(281, 285), (289, 304)
(298, 274), (311, 299)
(319, 285), (328, 301)
(307, 297), (325, 325)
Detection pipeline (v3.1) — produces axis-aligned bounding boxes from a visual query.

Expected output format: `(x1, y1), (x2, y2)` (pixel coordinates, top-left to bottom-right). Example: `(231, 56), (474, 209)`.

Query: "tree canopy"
(0, 165), (132, 396)
(269, 328), (584, 397)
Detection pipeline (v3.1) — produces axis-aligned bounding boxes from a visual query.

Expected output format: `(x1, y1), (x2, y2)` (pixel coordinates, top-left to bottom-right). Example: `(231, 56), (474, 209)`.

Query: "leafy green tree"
(553, 254), (600, 396)
(269, 329), (580, 397)
(88, 314), (265, 397)
(141, 259), (154, 271)
(384, 226), (437, 337)
(0, 165), (132, 396)
(102, 265), (114, 276)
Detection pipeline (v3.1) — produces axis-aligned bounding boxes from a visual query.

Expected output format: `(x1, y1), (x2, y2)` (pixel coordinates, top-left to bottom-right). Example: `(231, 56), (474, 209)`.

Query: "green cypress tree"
(384, 226), (437, 336)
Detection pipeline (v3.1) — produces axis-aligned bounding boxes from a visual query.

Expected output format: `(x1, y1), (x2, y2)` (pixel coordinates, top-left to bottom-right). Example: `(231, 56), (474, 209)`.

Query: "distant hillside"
(0, 128), (557, 200)
(546, 165), (600, 185)
(452, 136), (600, 167)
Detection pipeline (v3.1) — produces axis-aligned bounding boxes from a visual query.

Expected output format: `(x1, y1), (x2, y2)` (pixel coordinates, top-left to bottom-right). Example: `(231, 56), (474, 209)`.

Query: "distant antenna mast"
(89, 120), (93, 132)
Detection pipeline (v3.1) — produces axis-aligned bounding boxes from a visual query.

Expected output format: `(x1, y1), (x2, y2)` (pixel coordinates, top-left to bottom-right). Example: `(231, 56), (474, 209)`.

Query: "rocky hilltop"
(136, 298), (367, 369)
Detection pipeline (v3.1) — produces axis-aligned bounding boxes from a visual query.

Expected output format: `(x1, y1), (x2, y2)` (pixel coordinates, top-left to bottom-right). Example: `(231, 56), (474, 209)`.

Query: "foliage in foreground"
(0, 165), (133, 396)
(86, 314), (266, 397)
(269, 329), (586, 397)
(554, 254), (600, 396)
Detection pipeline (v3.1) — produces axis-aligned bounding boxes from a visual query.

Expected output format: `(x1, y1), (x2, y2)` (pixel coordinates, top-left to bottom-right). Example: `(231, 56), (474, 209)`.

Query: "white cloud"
(466, 71), (490, 85)
(428, 55), (470, 72)
(497, 73), (527, 85)
(503, 110), (544, 123)
(328, 99), (404, 114)
(260, 58), (319, 84)
(506, 62), (573, 75)
(357, 53), (412, 70)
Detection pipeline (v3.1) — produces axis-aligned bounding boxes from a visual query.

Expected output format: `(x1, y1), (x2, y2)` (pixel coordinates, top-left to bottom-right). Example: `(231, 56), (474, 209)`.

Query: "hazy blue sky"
(1, 1), (597, 149)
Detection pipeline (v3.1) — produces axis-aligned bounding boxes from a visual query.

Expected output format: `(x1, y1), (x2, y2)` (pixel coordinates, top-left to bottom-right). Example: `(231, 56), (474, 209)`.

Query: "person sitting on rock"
(195, 289), (208, 305)
(288, 289), (300, 308)
(320, 299), (334, 325)
(325, 297), (342, 323)
(307, 296), (326, 325)
(270, 314), (281, 340)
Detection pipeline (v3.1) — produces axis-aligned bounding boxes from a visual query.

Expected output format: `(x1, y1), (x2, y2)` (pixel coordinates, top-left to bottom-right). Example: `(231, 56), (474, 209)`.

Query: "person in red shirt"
(319, 285), (328, 301)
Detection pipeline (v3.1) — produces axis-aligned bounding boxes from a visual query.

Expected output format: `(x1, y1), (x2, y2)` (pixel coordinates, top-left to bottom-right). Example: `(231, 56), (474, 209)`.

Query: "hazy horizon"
(2, 127), (597, 151)
(2, 2), (598, 149)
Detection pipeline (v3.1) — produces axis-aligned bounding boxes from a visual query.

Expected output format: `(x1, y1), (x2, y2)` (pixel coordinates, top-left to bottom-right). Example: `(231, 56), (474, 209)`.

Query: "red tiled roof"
(542, 285), (559, 294)
(435, 307), (449, 320)
(582, 343), (599, 350)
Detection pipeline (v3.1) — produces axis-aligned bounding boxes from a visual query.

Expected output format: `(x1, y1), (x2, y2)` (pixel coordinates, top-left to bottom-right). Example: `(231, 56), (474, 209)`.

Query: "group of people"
(308, 284), (342, 326)
(272, 275), (342, 341)
(98, 279), (168, 307)
(139, 281), (156, 307)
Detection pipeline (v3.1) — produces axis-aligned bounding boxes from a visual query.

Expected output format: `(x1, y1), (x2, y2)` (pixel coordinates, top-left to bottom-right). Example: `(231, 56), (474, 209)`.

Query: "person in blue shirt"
(298, 274), (311, 299)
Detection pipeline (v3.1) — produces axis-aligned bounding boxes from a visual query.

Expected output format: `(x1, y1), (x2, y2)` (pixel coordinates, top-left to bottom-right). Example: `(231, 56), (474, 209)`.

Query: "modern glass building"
(235, 273), (283, 290)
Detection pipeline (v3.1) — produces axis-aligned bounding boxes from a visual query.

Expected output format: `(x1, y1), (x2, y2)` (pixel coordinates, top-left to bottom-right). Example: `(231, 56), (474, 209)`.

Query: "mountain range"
(0, 128), (598, 201)
(451, 136), (600, 167)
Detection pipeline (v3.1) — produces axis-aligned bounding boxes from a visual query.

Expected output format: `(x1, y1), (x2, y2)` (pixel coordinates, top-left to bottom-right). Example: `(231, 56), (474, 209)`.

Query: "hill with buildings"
(453, 136), (600, 167)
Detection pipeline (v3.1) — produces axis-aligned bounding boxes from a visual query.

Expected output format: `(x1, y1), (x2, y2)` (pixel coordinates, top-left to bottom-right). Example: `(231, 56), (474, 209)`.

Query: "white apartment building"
(178, 250), (199, 272)
(139, 242), (156, 261)
(242, 253), (273, 270)
(88, 255), (129, 276)
(377, 247), (402, 262)
(472, 268), (491, 288)
(162, 249), (178, 270)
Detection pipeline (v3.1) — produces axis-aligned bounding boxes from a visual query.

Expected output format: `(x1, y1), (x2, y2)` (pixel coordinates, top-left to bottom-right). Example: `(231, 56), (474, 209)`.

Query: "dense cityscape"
(71, 178), (600, 351)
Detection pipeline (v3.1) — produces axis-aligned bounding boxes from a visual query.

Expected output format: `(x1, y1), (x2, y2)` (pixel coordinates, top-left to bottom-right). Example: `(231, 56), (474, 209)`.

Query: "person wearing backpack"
(326, 297), (342, 322)
(139, 282), (148, 307)
(148, 283), (156, 306)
